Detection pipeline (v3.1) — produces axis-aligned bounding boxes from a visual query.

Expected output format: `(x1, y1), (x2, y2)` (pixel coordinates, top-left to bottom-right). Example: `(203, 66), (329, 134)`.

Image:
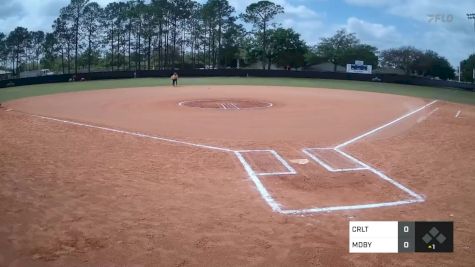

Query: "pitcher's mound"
(179, 99), (273, 110)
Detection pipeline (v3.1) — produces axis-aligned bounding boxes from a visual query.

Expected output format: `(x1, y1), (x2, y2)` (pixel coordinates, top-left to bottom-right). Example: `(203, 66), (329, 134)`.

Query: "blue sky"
(1, 0), (474, 67)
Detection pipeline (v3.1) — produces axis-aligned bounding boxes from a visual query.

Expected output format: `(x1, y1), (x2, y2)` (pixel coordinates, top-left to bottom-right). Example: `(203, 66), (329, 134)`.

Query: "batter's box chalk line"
(230, 100), (437, 215)
(234, 146), (425, 215)
(302, 148), (369, 172)
(236, 149), (297, 176)
(25, 100), (437, 215)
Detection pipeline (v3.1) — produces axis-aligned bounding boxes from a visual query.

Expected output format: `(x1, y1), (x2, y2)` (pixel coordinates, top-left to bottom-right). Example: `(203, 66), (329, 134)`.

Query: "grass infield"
(0, 77), (474, 104)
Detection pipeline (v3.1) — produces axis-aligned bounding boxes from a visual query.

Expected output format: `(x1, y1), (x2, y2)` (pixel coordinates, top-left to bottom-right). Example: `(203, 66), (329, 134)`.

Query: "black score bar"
(412, 221), (453, 253)
(349, 221), (453, 253)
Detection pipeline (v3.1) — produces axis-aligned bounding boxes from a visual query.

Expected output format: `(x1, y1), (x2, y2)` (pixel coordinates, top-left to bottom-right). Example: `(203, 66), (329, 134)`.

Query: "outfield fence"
(0, 69), (474, 91)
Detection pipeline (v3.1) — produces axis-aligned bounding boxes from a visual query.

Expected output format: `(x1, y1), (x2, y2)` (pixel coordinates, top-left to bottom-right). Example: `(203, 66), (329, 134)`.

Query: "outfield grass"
(0, 77), (474, 105)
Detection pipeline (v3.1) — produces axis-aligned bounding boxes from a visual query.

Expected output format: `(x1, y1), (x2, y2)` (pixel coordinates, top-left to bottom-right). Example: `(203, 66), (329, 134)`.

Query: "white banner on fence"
(346, 64), (373, 74)
(347, 60), (372, 74)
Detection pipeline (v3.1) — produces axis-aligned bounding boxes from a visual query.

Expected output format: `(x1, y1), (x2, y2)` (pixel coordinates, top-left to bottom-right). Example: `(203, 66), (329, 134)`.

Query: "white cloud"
(346, 17), (397, 39)
(1, 0), (472, 67)
(283, 3), (319, 19)
(224, 0), (327, 44)
(280, 17), (326, 44)
(0, 0), (118, 33)
(344, 17), (403, 49)
(345, 0), (475, 66)
(276, 1), (326, 44)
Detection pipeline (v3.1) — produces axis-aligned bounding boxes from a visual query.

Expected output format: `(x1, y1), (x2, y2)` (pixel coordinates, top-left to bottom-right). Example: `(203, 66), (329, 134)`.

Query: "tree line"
(0, 0), (472, 81)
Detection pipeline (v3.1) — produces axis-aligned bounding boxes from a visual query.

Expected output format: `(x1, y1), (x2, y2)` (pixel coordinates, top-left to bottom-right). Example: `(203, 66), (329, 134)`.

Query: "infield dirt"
(1, 85), (474, 266)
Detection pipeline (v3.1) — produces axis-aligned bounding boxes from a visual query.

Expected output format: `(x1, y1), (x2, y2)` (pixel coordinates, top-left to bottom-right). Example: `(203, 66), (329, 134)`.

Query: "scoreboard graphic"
(349, 221), (453, 253)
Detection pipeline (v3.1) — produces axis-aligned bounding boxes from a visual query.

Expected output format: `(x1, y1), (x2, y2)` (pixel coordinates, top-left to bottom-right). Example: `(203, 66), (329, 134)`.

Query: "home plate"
(290, 159), (309, 165)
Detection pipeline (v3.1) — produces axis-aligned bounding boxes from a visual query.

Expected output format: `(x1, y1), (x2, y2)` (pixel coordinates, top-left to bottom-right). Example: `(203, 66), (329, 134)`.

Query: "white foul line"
(297, 100), (437, 214)
(31, 114), (234, 153)
(238, 97), (435, 214)
(26, 113), (289, 214)
(21, 98), (438, 215)
(455, 110), (461, 118)
(427, 107), (439, 117)
(335, 100), (438, 149)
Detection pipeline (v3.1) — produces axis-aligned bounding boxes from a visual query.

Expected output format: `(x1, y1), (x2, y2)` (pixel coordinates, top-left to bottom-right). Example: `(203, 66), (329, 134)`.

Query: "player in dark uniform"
(171, 72), (178, 87)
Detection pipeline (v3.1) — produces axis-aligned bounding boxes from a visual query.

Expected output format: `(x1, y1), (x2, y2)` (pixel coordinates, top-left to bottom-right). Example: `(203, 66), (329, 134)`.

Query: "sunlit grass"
(0, 77), (473, 105)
